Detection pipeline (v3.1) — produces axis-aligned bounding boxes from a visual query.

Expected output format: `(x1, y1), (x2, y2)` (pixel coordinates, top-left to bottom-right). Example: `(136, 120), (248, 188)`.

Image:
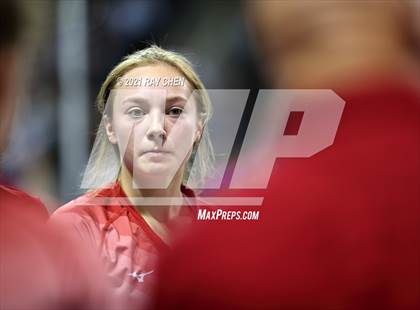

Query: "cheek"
(114, 119), (153, 163)
(168, 119), (196, 144)
(112, 118), (139, 159)
(114, 121), (131, 148)
(167, 112), (199, 139)
(168, 120), (198, 163)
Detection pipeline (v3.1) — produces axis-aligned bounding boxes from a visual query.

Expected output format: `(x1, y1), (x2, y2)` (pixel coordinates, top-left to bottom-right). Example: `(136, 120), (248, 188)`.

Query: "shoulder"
(50, 185), (126, 228)
(51, 189), (110, 224)
(49, 191), (109, 246)
(0, 184), (49, 221)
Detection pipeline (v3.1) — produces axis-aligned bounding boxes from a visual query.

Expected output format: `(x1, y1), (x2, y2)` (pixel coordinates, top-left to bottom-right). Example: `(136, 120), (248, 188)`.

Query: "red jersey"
(50, 182), (195, 308)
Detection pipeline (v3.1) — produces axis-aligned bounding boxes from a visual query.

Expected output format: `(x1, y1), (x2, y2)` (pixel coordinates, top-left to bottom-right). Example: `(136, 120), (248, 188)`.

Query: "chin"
(136, 157), (180, 173)
(133, 174), (175, 189)
(132, 164), (178, 188)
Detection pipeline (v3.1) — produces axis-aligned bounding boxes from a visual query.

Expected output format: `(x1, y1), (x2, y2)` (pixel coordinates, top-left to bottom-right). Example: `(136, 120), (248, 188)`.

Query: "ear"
(194, 120), (204, 144)
(104, 114), (117, 144)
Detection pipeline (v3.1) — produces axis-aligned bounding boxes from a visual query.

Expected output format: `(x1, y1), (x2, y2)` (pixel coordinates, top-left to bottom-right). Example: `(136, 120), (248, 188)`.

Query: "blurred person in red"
(0, 1), (48, 221)
(154, 1), (419, 309)
(0, 1), (112, 308)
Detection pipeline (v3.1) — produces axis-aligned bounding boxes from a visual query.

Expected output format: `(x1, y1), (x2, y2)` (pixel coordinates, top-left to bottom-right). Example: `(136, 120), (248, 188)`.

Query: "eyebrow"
(121, 96), (149, 106)
(120, 94), (189, 107)
(166, 95), (188, 103)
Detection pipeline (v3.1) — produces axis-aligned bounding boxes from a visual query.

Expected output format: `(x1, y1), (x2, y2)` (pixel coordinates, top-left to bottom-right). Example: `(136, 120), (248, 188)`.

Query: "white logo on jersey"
(129, 270), (154, 283)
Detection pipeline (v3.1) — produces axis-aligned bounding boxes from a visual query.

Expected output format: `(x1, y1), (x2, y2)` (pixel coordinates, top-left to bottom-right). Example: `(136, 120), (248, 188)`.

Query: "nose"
(146, 111), (166, 144)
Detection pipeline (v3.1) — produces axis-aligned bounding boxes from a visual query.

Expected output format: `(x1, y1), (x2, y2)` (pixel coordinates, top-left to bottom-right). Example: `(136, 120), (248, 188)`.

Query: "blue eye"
(127, 107), (145, 118)
(167, 107), (184, 117)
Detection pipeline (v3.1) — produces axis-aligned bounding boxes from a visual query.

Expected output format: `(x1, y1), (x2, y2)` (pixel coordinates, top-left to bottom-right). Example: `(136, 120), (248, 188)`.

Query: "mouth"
(141, 149), (171, 155)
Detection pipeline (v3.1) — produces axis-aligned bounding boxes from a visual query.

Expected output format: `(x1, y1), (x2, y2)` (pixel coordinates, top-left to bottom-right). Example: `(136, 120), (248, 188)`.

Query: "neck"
(118, 165), (184, 222)
(119, 164), (183, 198)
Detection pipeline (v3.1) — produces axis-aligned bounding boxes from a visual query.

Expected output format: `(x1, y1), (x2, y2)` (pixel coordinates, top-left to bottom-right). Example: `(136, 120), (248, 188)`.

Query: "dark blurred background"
(0, 0), (418, 212)
(0, 0), (266, 211)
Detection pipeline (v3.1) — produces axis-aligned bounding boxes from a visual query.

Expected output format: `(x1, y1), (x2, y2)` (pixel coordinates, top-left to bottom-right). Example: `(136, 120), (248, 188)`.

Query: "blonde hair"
(81, 45), (214, 189)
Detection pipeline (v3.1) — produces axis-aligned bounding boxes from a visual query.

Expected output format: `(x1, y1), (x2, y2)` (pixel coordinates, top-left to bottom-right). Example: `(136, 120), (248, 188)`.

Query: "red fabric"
(154, 79), (420, 309)
(0, 184), (49, 221)
(0, 185), (110, 309)
(50, 182), (195, 308)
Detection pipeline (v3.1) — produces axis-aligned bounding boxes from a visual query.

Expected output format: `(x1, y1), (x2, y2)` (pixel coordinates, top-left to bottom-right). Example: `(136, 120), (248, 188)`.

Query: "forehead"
(123, 63), (183, 78)
(110, 64), (194, 106)
(117, 64), (191, 92)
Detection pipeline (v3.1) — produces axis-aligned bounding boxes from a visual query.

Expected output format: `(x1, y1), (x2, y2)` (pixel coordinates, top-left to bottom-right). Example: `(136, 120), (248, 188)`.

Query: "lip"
(141, 149), (171, 155)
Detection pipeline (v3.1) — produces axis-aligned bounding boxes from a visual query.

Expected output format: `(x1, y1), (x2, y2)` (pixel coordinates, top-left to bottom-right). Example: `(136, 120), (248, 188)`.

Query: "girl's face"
(105, 64), (202, 188)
